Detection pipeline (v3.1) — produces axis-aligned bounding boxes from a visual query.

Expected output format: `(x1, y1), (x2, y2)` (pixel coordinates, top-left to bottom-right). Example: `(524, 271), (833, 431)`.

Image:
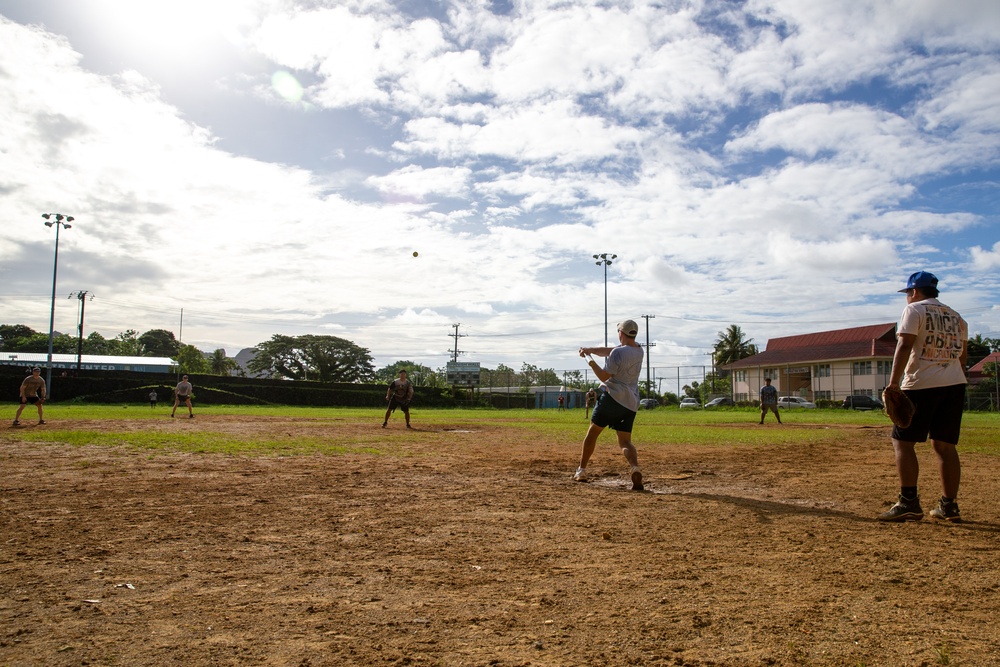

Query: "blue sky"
(1, 0), (998, 376)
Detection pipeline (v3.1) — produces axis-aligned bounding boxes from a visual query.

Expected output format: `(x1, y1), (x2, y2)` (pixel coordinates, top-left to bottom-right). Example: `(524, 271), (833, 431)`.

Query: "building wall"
(732, 359), (893, 401)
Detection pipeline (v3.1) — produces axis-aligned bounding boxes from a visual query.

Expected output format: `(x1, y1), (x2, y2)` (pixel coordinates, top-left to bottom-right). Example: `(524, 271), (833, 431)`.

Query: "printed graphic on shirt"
(920, 305), (965, 363)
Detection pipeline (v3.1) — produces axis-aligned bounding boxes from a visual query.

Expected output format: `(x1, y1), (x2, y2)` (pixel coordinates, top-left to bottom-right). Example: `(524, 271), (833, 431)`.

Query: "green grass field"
(7, 404), (1000, 457)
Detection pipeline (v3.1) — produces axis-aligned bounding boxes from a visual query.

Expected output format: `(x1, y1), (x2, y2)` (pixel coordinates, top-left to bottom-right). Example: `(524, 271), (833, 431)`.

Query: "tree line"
(6, 323), (992, 391)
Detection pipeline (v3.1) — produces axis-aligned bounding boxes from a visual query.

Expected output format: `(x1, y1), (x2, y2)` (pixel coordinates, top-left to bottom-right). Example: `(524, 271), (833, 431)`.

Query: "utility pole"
(641, 314), (655, 397)
(450, 323), (467, 362)
(69, 291), (93, 374)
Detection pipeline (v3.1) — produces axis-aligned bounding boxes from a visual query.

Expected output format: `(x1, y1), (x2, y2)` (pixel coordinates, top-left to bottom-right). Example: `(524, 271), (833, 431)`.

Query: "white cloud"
(971, 241), (1000, 271)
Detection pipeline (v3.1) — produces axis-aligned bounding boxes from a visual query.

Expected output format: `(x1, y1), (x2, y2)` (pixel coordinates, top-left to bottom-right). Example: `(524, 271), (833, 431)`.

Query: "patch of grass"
(5, 404), (999, 457)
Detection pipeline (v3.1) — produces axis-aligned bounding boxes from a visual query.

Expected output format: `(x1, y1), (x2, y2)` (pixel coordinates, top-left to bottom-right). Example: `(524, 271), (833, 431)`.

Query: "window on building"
(734, 370), (747, 382)
(815, 390), (832, 400)
(813, 364), (831, 378)
(764, 368), (778, 380)
(852, 361), (872, 376)
(876, 360), (892, 376)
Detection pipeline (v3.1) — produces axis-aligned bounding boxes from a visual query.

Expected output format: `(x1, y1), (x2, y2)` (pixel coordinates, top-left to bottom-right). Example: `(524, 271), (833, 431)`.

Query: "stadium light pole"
(593, 253), (617, 346)
(42, 213), (73, 395)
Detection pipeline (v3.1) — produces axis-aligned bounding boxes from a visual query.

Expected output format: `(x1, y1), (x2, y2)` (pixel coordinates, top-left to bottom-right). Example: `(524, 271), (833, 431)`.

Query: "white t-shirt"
(601, 344), (644, 412)
(897, 297), (967, 390)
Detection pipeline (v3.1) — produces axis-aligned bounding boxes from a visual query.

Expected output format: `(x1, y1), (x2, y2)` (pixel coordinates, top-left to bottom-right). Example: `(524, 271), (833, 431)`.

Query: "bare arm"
(888, 333), (916, 389)
(579, 347), (613, 383)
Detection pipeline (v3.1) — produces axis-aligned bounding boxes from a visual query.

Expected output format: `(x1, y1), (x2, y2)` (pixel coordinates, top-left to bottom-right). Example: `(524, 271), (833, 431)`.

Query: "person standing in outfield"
(574, 320), (645, 491)
(171, 375), (194, 418)
(879, 271), (968, 523)
(585, 388), (597, 420)
(149, 390), (158, 409)
(759, 377), (781, 424)
(383, 370), (414, 429)
(13, 367), (46, 426)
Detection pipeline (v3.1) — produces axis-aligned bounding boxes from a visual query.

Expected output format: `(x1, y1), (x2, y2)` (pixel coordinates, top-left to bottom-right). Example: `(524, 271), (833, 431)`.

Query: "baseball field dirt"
(2, 412), (999, 666)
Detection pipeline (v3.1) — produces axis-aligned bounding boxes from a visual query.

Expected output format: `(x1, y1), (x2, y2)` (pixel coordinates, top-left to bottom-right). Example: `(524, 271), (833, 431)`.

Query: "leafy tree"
(107, 329), (143, 356)
(175, 344), (210, 374)
(0, 324), (38, 349)
(139, 329), (181, 357)
(537, 368), (561, 386)
(682, 380), (701, 400)
(1, 330), (76, 353)
(700, 373), (732, 401)
(209, 349), (239, 375)
(247, 334), (374, 382)
(968, 334), (992, 367)
(519, 362), (540, 389)
(714, 324), (759, 366)
(82, 331), (110, 355)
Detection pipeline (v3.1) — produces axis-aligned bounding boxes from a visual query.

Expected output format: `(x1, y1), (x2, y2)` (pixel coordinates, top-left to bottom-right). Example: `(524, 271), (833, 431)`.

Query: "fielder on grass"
(574, 320), (645, 491)
(13, 367), (46, 426)
(383, 370), (414, 429)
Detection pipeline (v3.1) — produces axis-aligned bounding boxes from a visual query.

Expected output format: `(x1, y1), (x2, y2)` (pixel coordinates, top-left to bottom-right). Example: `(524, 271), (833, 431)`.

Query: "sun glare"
(91, 0), (257, 68)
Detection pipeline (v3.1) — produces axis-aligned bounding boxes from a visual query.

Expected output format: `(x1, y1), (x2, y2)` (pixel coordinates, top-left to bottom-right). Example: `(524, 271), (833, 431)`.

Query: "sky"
(1, 0), (999, 380)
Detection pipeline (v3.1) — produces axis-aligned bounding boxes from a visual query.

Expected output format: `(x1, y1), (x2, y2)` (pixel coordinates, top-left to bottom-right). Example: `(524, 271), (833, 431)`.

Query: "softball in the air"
(412, 251), (418, 257)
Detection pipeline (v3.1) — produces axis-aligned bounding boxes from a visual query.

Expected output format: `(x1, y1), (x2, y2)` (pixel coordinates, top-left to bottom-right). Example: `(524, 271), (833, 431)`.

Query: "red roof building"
(722, 323), (898, 402)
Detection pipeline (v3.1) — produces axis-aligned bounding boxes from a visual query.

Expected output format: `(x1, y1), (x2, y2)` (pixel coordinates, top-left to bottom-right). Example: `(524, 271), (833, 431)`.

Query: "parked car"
(843, 395), (884, 411)
(639, 398), (659, 409)
(777, 396), (816, 409)
(704, 397), (735, 408)
(679, 397), (700, 409)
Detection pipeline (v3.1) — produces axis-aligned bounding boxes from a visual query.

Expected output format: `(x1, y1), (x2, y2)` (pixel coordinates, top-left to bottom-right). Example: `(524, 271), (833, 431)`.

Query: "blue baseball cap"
(898, 271), (938, 292)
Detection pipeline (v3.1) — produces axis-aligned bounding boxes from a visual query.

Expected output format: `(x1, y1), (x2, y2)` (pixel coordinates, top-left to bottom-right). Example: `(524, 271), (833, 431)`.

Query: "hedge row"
(0, 368), (460, 408)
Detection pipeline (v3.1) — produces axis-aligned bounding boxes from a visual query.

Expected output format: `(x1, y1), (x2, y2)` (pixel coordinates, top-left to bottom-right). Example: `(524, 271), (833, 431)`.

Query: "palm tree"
(714, 324), (758, 366)
(209, 348), (238, 376)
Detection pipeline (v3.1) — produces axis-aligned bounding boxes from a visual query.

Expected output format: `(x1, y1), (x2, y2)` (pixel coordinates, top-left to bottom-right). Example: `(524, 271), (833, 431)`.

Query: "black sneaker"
(878, 495), (924, 522)
(929, 497), (962, 523)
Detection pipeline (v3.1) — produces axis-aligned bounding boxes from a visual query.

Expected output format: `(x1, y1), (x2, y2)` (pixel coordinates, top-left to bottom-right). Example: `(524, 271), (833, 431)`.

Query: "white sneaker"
(573, 467), (587, 482)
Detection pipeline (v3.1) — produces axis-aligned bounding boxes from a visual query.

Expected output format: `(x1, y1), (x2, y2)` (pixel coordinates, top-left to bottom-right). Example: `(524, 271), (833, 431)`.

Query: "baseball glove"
(882, 387), (915, 429)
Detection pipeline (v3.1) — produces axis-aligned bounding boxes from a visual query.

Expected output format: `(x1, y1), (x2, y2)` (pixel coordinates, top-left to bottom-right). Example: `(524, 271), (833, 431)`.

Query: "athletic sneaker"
(929, 497), (962, 522)
(877, 495), (924, 522)
(189, 414), (194, 418)
(572, 467), (587, 482)
(631, 469), (644, 491)
(12, 420), (19, 426)
(37, 420), (45, 425)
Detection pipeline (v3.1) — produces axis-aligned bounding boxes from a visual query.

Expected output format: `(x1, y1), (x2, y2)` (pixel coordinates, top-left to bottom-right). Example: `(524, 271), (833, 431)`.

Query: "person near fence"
(878, 271), (968, 522)
(383, 370), (414, 429)
(171, 375), (194, 418)
(13, 367), (46, 426)
(759, 377), (781, 424)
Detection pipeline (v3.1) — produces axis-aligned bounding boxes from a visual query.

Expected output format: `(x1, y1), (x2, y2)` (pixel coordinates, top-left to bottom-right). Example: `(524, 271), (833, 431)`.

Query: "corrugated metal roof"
(723, 323), (897, 369)
(1, 352), (175, 366)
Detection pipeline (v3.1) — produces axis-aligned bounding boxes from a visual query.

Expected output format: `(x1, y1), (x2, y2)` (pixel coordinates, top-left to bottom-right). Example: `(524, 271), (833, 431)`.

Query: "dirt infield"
(2, 415), (1000, 666)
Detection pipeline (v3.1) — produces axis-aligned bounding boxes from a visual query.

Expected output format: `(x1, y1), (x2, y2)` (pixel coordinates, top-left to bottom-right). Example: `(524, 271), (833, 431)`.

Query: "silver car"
(777, 396), (816, 409)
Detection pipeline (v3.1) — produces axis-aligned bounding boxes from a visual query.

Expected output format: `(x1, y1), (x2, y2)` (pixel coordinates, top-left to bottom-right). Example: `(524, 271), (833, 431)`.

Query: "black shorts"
(892, 383), (965, 445)
(21, 396), (40, 405)
(590, 390), (636, 433)
(388, 396), (410, 412)
(176, 395), (191, 402)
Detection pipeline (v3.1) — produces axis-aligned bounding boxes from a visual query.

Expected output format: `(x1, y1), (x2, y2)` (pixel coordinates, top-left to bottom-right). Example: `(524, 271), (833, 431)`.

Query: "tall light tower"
(42, 213), (73, 395)
(593, 253), (617, 346)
